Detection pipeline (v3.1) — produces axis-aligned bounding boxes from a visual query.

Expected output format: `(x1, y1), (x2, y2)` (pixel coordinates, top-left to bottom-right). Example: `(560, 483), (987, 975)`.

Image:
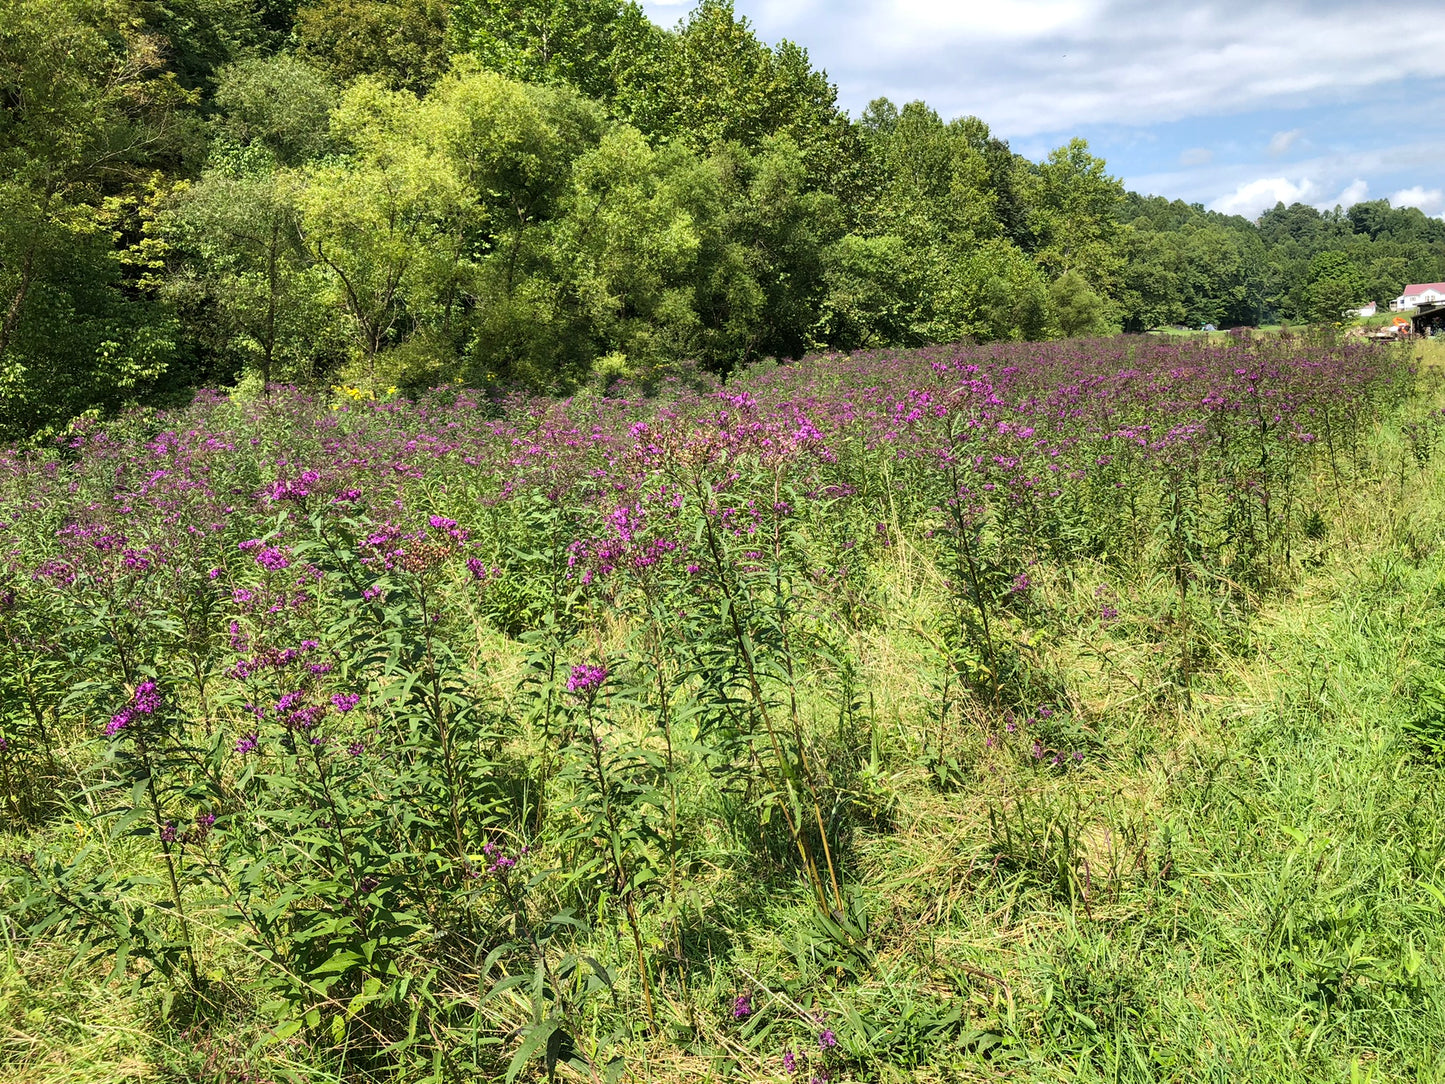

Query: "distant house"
(1351, 301), (1377, 319)
(1391, 283), (1445, 311)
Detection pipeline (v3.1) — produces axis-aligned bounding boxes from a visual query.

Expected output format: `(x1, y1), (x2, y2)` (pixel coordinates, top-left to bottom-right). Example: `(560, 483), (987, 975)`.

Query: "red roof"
(1401, 283), (1445, 295)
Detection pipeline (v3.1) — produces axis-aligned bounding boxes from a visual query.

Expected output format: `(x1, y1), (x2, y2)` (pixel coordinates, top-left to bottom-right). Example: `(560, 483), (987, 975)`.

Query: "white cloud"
(641, 2), (1445, 138)
(1393, 186), (1445, 217)
(1179, 147), (1213, 166)
(1332, 178), (1369, 207)
(864, 0), (1098, 44)
(1210, 177), (1317, 217)
(1267, 128), (1303, 156)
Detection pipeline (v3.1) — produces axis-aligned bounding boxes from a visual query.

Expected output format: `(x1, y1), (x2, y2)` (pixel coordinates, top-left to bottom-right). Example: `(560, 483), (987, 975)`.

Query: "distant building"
(1351, 301), (1377, 319)
(1391, 283), (1445, 311)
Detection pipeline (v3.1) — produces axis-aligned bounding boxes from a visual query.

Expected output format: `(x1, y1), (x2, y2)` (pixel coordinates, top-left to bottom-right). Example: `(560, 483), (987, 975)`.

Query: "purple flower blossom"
(818, 1029), (836, 1051)
(235, 732), (259, 754)
(331, 693), (361, 713)
(133, 681), (160, 715)
(465, 557), (498, 582)
(566, 664), (609, 695)
(732, 995), (752, 1019)
(160, 822), (178, 843)
(105, 710), (131, 737)
(783, 1050), (797, 1073)
(347, 741), (365, 757)
(255, 546), (290, 571)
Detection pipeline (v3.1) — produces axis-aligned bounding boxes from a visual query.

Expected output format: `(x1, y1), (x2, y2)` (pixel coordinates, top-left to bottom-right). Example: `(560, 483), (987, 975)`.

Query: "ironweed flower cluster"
(567, 664), (609, 695)
(106, 681), (162, 737)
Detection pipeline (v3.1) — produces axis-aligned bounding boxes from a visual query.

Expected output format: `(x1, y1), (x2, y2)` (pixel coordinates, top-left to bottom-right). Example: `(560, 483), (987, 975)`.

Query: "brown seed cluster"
(399, 540), (451, 573)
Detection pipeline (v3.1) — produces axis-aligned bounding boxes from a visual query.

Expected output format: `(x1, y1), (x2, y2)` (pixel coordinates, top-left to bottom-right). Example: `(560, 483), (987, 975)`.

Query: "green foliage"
(0, 0), (192, 439)
(212, 55), (337, 165)
(449, 0), (660, 104)
(294, 0), (450, 93)
(1049, 270), (1112, 339)
(1306, 250), (1370, 325)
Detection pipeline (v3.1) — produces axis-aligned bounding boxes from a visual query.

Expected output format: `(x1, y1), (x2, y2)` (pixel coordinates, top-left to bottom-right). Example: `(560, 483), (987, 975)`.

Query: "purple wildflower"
(331, 692), (361, 713)
(235, 732), (259, 754)
(256, 546), (291, 571)
(732, 995), (752, 1019)
(133, 681), (160, 715)
(160, 822), (178, 843)
(818, 1028), (837, 1051)
(566, 664), (608, 695)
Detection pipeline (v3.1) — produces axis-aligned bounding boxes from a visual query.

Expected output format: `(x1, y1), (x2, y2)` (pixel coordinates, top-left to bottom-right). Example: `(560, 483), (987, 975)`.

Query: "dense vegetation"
(8, 334), (1445, 1083)
(5, 0), (1445, 442)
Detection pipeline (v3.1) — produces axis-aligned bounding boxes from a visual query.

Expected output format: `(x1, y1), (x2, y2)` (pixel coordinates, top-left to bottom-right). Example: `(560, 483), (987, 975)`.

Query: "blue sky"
(639, 0), (1445, 219)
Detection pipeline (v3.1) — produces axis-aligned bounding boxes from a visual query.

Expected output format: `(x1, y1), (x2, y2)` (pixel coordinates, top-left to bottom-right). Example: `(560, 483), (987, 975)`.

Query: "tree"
(1181, 224), (1264, 328)
(294, 81), (471, 384)
(1049, 270), (1112, 338)
(212, 55), (337, 165)
(0, 0), (189, 438)
(294, 0), (451, 93)
(449, 0), (660, 104)
(1303, 251), (1368, 325)
(163, 159), (345, 389)
(1027, 139), (1125, 301)
(1118, 225), (1184, 331)
(813, 234), (925, 350)
(615, 0), (863, 202)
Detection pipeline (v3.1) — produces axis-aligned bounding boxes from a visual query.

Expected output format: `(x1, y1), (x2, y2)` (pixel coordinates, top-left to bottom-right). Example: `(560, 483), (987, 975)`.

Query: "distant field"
(4, 336), (1445, 1083)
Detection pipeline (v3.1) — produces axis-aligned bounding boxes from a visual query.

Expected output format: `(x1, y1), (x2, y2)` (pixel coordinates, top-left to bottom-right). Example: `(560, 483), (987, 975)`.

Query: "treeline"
(1121, 194), (1445, 331)
(3, 0), (1444, 439)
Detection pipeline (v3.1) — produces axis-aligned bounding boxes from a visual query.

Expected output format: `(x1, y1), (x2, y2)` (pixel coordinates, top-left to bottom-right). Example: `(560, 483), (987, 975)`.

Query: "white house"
(1351, 301), (1377, 319)
(1392, 283), (1445, 311)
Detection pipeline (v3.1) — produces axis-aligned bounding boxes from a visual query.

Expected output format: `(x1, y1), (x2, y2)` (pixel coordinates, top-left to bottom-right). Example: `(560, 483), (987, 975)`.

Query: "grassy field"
(3, 338), (1445, 1082)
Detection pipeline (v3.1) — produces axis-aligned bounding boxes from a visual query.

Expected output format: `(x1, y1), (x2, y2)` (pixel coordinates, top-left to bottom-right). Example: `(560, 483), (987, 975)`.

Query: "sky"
(639, 0), (1445, 220)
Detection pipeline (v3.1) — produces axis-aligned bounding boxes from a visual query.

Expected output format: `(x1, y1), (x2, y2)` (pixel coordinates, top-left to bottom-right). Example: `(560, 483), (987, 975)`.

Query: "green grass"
(7, 364), (1445, 1082)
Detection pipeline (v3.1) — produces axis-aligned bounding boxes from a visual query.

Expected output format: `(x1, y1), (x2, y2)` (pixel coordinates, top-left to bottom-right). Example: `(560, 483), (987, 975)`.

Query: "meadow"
(4, 334), (1445, 1083)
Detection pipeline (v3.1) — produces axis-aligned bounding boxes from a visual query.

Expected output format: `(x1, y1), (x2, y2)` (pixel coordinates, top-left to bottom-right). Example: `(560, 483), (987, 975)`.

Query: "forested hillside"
(3, 0), (1444, 440)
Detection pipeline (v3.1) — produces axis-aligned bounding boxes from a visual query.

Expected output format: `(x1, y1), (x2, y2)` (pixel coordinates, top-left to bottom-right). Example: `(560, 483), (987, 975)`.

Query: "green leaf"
(505, 1019), (560, 1084)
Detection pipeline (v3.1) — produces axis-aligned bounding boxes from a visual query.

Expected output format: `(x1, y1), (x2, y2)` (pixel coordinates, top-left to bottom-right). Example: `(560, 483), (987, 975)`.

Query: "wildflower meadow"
(5, 335), (1445, 1082)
